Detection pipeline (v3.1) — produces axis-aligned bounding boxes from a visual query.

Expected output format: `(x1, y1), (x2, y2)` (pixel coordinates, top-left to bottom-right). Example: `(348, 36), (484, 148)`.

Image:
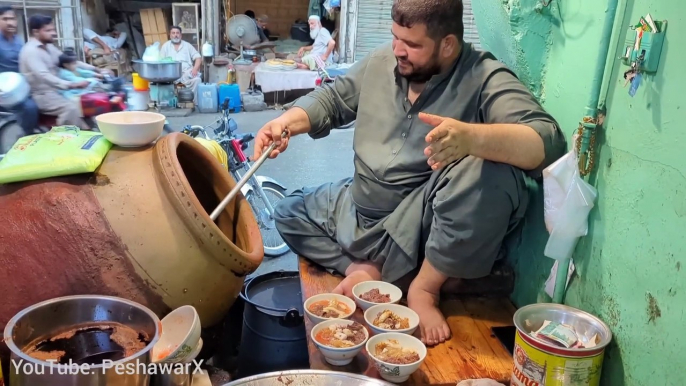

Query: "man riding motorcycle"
(19, 14), (106, 131)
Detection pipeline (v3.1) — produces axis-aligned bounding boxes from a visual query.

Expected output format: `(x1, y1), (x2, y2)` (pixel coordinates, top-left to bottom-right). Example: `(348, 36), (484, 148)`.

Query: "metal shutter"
(353, 0), (394, 62)
(353, 0), (481, 61)
(463, 0), (481, 49)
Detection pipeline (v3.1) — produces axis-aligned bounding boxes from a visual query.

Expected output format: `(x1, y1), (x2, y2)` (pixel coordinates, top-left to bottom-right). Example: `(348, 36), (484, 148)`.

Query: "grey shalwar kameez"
(274, 43), (566, 283)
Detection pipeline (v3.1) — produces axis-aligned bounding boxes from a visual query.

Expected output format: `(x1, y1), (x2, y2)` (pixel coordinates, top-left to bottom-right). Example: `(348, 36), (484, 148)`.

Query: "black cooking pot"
(291, 20), (311, 42)
(235, 271), (309, 379)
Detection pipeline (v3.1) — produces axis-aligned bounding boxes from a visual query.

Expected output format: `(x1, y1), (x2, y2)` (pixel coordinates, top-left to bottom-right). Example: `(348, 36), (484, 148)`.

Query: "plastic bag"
(0, 126), (112, 184)
(542, 136), (598, 260)
(194, 137), (228, 168)
(142, 42), (161, 62)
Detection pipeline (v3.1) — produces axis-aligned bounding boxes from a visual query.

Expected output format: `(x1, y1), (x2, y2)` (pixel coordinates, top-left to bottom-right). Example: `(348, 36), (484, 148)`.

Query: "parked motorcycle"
(182, 98), (290, 257)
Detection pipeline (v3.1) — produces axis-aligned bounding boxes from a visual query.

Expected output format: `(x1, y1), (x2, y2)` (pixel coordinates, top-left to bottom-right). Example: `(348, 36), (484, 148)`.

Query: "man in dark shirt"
(254, 0), (566, 346)
(0, 6), (38, 136)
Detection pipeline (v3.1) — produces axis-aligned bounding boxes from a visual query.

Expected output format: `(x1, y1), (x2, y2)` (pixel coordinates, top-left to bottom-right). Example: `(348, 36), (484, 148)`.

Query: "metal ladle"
(209, 130), (288, 221)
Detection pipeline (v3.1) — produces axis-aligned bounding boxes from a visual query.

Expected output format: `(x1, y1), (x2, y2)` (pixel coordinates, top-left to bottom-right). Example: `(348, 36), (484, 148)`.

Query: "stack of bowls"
(150, 306), (204, 386)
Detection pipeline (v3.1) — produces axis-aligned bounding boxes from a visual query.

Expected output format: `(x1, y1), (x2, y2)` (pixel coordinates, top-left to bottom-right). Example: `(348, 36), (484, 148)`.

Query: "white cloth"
(159, 40), (201, 73)
(83, 28), (127, 50)
(311, 27), (334, 61)
(254, 63), (319, 93)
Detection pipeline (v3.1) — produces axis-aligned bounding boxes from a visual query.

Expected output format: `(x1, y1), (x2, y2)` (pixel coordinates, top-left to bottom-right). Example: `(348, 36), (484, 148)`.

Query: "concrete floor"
(166, 109), (355, 277)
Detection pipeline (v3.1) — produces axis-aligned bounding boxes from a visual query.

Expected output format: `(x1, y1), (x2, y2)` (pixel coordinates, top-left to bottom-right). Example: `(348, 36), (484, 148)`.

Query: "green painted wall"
(473, 1), (685, 385)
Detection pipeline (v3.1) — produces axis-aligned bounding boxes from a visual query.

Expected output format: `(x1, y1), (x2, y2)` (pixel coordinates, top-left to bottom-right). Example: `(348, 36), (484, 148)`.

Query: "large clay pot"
(0, 133), (263, 356)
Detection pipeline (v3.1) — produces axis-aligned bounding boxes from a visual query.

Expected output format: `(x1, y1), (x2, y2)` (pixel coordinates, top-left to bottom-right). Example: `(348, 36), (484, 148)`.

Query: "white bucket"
(128, 90), (150, 111)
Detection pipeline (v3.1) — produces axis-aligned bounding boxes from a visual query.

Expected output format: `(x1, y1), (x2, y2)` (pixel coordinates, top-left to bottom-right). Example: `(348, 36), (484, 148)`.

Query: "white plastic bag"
(142, 42), (161, 62)
(542, 135), (598, 260)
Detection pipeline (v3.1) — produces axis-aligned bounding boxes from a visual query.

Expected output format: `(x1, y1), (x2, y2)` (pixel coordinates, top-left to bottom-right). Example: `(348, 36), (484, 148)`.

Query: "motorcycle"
(37, 73), (128, 130)
(182, 97), (290, 257)
(0, 111), (23, 157)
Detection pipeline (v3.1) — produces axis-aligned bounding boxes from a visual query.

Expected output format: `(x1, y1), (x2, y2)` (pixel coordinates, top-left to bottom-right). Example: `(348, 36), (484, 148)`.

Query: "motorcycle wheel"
(0, 122), (25, 155)
(245, 181), (290, 257)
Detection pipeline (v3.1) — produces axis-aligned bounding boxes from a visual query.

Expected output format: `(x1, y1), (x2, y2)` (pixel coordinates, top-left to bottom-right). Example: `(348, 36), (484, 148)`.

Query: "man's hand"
(320, 54), (328, 62)
(253, 118), (291, 160)
(420, 112), (476, 170)
(191, 68), (199, 77)
(70, 80), (91, 89)
(103, 47), (112, 55)
(298, 47), (306, 57)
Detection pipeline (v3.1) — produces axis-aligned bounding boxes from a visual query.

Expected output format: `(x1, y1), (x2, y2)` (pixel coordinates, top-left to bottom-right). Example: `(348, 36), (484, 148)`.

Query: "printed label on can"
(511, 331), (604, 386)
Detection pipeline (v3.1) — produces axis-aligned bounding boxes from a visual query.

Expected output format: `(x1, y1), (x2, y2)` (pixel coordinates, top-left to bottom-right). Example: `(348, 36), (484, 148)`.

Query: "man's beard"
(310, 28), (320, 40)
(396, 52), (442, 83)
(40, 35), (54, 44)
(171, 37), (181, 43)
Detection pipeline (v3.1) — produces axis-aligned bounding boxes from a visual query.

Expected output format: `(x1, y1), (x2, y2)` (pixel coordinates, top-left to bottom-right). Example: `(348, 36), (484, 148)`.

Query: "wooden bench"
(299, 257), (516, 385)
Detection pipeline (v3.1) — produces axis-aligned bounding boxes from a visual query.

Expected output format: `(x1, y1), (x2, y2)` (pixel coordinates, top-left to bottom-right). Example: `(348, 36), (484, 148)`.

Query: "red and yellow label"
(511, 330), (605, 386)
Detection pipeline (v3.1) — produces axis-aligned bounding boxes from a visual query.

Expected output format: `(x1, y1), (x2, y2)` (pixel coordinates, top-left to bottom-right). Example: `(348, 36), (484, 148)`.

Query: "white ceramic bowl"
(366, 332), (427, 383)
(352, 281), (403, 311)
(152, 305), (202, 363)
(310, 318), (369, 366)
(304, 293), (356, 324)
(364, 304), (419, 336)
(95, 111), (165, 147)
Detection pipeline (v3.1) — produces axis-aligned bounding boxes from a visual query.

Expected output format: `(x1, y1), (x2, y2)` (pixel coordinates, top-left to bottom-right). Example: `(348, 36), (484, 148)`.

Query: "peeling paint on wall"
(472, 0), (555, 101)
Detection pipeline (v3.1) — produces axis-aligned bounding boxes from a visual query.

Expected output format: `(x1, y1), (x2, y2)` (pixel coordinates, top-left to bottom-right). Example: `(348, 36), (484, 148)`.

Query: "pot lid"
(245, 271), (303, 316)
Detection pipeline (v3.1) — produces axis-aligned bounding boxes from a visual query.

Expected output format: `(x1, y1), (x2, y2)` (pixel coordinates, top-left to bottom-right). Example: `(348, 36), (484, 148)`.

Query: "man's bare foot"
(332, 270), (375, 298)
(407, 259), (451, 346)
(408, 292), (451, 346)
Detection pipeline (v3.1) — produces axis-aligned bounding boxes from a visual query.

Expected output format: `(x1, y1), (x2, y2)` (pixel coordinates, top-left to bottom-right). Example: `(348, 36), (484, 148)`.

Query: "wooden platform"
(299, 257), (516, 385)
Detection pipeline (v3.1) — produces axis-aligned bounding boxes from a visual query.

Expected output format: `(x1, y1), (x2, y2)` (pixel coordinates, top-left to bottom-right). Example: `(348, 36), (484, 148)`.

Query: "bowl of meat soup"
(364, 304), (419, 335)
(311, 319), (369, 366)
(352, 281), (402, 311)
(304, 293), (356, 324)
(366, 332), (427, 383)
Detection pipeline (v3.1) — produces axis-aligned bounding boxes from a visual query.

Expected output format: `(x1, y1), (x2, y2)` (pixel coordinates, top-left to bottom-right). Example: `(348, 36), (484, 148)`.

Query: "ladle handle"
(209, 130), (288, 221)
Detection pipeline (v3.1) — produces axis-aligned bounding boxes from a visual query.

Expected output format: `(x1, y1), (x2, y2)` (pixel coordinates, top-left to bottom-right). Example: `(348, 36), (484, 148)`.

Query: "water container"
(197, 83), (218, 113)
(218, 83), (242, 112)
(128, 89), (150, 111)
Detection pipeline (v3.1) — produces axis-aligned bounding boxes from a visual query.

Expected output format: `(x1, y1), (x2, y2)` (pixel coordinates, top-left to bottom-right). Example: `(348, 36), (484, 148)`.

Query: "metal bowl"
(513, 303), (612, 352)
(133, 60), (183, 83)
(4, 295), (161, 386)
(222, 370), (394, 386)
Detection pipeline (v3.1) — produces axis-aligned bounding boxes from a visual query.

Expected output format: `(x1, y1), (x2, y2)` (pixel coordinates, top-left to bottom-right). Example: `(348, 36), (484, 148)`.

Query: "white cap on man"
(308, 15), (321, 22)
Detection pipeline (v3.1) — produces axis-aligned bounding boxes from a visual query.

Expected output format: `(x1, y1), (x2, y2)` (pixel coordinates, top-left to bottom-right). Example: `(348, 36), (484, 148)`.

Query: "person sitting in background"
(296, 15), (335, 70)
(256, 15), (271, 41)
(57, 52), (103, 98)
(83, 26), (132, 73)
(0, 6), (39, 135)
(83, 27), (127, 56)
(159, 26), (201, 103)
(244, 10), (256, 19)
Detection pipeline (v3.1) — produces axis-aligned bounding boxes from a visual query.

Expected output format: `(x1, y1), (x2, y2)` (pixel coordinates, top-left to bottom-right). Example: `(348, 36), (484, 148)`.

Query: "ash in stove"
(23, 322), (150, 365)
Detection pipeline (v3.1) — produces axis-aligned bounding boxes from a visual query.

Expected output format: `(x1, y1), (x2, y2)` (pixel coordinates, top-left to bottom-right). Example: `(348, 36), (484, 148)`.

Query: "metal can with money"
(511, 303), (612, 386)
